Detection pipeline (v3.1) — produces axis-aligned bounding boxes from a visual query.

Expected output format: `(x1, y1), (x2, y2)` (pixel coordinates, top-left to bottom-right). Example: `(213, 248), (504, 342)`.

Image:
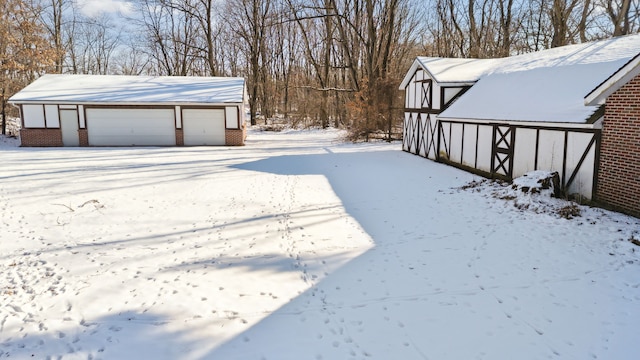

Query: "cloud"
(76, 0), (133, 17)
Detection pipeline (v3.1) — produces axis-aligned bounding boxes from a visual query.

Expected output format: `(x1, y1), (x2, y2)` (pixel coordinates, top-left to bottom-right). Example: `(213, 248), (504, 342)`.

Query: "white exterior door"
(60, 109), (79, 147)
(182, 109), (225, 146)
(86, 108), (176, 146)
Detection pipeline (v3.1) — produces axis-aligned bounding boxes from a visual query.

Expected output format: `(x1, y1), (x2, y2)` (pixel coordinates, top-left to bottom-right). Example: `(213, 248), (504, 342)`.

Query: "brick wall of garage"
(20, 128), (63, 147)
(597, 72), (640, 217)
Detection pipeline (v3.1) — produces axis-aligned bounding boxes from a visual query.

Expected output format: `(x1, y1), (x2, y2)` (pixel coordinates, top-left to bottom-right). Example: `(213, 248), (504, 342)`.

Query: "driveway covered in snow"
(1, 130), (639, 359)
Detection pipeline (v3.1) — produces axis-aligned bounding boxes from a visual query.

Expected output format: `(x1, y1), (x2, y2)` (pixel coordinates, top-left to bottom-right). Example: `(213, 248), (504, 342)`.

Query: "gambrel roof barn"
(400, 34), (640, 217)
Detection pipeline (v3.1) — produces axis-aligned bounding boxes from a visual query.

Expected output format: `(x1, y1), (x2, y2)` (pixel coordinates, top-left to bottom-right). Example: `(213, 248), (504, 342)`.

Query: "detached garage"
(9, 75), (248, 147)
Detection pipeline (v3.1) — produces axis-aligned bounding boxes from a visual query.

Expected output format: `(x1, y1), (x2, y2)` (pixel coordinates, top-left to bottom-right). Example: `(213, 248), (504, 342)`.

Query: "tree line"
(1, 0), (639, 139)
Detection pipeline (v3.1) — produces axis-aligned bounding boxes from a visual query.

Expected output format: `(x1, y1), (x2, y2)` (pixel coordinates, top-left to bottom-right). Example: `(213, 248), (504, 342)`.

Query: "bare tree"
(227, 0), (272, 125)
(0, 0), (55, 132)
(604, 0), (634, 36)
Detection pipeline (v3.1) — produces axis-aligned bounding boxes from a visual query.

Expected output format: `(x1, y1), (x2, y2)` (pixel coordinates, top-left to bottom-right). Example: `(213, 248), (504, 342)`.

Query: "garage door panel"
(183, 109), (225, 146)
(87, 108), (176, 146)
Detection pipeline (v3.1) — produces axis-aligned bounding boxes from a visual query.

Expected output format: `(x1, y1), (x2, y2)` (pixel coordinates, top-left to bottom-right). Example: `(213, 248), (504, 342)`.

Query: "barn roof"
(9, 75), (246, 105)
(407, 34), (640, 124)
(585, 52), (640, 106)
(399, 57), (499, 88)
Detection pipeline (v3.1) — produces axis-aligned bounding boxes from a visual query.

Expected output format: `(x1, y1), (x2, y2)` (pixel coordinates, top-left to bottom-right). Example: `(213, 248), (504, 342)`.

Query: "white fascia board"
(585, 54), (640, 106)
(436, 116), (602, 129)
(437, 81), (476, 87)
(399, 59), (426, 90)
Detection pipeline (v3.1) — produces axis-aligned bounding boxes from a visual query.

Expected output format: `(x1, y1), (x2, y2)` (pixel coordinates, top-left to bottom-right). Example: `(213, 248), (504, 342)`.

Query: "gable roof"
(399, 57), (499, 88)
(406, 34), (640, 124)
(9, 75), (246, 105)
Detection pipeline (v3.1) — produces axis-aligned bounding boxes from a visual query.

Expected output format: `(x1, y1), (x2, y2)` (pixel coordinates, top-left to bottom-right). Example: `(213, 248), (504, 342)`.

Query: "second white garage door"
(182, 109), (226, 146)
(86, 108), (176, 146)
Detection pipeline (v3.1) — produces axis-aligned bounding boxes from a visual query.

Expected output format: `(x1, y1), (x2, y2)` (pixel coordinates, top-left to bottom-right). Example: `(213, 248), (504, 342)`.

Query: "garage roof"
(9, 75), (246, 105)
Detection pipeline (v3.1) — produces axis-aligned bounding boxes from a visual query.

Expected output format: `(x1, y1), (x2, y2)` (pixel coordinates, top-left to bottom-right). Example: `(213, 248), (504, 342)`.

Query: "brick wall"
(225, 127), (246, 146)
(79, 129), (89, 146)
(20, 128), (63, 147)
(175, 129), (184, 146)
(597, 72), (640, 217)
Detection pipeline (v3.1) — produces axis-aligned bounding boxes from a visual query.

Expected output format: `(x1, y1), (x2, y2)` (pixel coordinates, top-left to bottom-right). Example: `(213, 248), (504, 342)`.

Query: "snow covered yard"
(1, 129), (639, 360)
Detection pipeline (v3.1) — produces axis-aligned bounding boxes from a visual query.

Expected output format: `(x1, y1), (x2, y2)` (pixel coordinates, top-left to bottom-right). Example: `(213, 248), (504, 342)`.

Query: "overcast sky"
(76, 0), (133, 17)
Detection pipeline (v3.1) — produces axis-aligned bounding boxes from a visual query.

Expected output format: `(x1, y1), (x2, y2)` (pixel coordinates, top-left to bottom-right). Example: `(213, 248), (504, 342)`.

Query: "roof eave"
(8, 100), (246, 106)
(436, 115), (600, 129)
(584, 52), (640, 106)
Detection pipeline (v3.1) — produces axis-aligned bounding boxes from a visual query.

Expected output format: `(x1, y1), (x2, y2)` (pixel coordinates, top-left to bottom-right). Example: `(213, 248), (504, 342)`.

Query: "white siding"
(45, 105), (60, 128)
(175, 106), (182, 128)
(476, 125), (493, 173)
(536, 130), (565, 171)
(461, 124), (477, 168)
(79, 105), (86, 128)
(225, 106), (239, 129)
(440, 122), (451, 159)
(449, 123), (463, 163)
(512, 128), (537, 178)
(443, 88), (462, 107)
(432, 82), (441, 110)
(23, 105), (45, 128)
(565, 132), (596, 197)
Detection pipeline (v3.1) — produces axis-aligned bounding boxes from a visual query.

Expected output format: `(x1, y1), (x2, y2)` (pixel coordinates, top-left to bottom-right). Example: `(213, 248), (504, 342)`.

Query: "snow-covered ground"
(1, 129), (639, 360)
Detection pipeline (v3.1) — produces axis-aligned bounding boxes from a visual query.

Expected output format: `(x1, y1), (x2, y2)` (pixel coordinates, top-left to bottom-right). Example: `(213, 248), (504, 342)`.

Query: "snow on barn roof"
(399, 57), (499, 88)
(9, 74), (246, 105)
(437, 34), (640, 123)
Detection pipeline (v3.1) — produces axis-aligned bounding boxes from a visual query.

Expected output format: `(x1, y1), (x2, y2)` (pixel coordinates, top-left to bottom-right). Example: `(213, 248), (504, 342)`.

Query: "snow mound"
(460, 171), (579, 219)
(512, 170), (560, 198)
(0, 134), (20, 148)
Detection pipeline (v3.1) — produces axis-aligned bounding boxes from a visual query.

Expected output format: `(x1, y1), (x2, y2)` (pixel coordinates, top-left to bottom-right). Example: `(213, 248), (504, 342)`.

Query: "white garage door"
(86, 108), (176, 146)
(182, 109), (225, 146)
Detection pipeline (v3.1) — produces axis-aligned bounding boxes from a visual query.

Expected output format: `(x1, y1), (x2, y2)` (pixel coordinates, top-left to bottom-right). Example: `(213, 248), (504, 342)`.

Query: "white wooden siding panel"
(512, 128), (537, 178)
(432, 83), (441, 110)
(86, 108), (176, 146)
(418, 114), (429, 157)
(23, 105), (45, 128)
(440, 122), (450, 160)
(79, 105), (86, 128)
(225, 106), (239, 129)
(402, 112), (411, 151)
(476, 125), (493, 173)
(443, 88), (461, 106)
(427, 117), (438, 160)
(410, 112), (420, 154)
(183, 109), (225, 146)
(461, 124), (477, 168)
(45, 105), (60, 127)
(565, 132), (595, 198)
(175, 106), (182, 128)
(537, 130), (565, 171)
(449, 123), (463, 163)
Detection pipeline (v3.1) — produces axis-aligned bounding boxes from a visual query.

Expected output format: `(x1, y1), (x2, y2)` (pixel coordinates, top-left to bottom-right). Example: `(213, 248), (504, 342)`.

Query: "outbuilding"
(9, 75), (248, 147)
(400, 34), (640, 217)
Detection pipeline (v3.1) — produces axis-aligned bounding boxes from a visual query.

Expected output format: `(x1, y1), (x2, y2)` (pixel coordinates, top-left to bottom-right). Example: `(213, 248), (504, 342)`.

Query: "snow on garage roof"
(438, 34), (640, 123)
(9, 75), (246, 105)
